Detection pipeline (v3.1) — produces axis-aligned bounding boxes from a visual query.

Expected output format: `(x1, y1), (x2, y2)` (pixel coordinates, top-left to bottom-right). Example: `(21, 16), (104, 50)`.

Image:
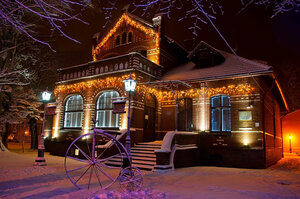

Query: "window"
(128, 32), (132, 43)
(116, 35), (120, 46)
(64, 95), (83, 128)
(122, 32), (127, 44)
(211, 95), (231, 132)
(96, 91), (120, 128)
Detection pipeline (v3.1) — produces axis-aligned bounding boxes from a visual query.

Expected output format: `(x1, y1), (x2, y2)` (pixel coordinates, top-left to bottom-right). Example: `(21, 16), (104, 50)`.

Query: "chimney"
(152, 13), (165, 36)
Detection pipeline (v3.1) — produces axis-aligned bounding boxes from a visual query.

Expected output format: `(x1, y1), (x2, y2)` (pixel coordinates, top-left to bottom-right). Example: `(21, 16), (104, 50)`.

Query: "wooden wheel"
(64, 131), (127, 190)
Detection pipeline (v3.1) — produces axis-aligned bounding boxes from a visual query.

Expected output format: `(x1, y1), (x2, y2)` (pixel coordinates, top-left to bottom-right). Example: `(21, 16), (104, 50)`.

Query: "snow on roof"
(163, 42), (272, 81)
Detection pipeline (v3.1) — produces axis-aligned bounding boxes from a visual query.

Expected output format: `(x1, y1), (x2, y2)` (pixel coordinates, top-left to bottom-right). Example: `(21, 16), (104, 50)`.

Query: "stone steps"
(105, 141), (162, 171)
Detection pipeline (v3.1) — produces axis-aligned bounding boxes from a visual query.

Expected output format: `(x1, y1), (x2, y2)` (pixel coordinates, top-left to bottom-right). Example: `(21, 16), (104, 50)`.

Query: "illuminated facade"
(47, 11), (288, 169)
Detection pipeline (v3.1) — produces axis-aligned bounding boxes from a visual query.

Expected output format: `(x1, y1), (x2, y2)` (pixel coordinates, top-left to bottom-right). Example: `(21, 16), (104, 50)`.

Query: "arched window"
(64, 95), (83, 128)
(122, 32), (127, 44)
(96, 91), (120, 128)
(128, 32), (132, 43)
(211, 95), (231, 132)
(116, 35), (120, 46)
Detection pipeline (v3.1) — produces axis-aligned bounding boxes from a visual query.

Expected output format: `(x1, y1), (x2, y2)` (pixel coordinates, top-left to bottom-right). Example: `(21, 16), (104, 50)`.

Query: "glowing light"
(92, 13), (160, 64)
(289, 135), (292, 140)
(243, 138), (249, 146)
(123, 75), (137, 92)
(42, 91), (51, 101)
(24, 131), (29, 136)
(54, 74), (135, 96)
(75, 149), (79, 156)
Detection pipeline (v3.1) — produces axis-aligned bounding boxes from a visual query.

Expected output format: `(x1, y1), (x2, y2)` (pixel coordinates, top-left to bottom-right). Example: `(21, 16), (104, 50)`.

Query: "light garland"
(137, 84), (256, 102)
(54, 74), (136, 96)
(55, 75), (255, 103)
(92, 13), (160, 64)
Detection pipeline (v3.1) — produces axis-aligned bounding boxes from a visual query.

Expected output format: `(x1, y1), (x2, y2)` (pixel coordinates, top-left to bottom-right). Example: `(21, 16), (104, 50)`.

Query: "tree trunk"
(2, 122), (10, 148)
(0, 133), (7, 151)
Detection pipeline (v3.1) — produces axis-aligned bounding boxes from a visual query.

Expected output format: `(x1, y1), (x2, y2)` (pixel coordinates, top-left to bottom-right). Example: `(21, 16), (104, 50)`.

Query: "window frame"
(210, 95), (231, 133)
(95, 90), (120, 129)
(63, 95), (83, 129)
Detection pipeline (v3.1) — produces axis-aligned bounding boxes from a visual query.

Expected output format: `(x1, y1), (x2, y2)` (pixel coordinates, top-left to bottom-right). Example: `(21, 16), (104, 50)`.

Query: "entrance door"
(143, 94), (156, 142)
(178, 98), (193, 131)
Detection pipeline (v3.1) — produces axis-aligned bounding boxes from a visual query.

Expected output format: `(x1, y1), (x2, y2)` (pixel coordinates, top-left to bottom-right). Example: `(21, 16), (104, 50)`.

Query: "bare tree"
(239, 0), (300, 17)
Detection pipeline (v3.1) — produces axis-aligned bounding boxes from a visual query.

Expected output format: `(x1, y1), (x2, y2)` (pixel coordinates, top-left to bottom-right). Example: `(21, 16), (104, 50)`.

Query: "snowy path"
(1, 151), (300, 199)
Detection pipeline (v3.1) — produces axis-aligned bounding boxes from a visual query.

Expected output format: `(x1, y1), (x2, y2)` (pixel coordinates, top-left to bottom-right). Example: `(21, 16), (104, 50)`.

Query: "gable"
(92, 13), (160, 64)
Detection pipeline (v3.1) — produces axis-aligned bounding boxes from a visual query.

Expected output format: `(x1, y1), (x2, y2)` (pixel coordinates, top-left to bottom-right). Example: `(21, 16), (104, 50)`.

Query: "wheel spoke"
(86, 137), (92, 158)
(94, 166), (102, 189)
(75, 164), (92, 184)
(67, 163), (90, 173)
(88, 166), (94, 189)
(67, 156), (89, 163)
(96, 162), (121, 169)
(95, 164), (114, 182)
(96, 153), (123, 164)
(95, 139), (115, 161)
(74, 144), (92, 162)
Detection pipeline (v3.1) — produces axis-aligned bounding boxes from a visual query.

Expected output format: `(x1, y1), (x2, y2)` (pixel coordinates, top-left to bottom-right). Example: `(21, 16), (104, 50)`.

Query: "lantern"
(123, 75), (137, 92)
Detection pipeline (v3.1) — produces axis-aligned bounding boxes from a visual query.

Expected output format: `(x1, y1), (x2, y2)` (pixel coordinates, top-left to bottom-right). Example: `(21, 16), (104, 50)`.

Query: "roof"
(162, 41), (272, 81)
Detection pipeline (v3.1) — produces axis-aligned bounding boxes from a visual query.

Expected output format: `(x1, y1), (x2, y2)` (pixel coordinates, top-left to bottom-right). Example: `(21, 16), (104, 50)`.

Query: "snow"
(1, 150), (300, 199)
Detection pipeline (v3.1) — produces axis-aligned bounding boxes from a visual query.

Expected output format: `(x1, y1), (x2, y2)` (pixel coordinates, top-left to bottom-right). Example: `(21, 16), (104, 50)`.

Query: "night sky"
(47, 1), (300, 109)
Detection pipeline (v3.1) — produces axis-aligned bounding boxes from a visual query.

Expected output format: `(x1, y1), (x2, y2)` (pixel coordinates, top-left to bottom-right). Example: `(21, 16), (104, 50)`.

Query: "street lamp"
(123, 74), (137, 167)
(34, 90), (51, 166)
(289, 135), (292, 153)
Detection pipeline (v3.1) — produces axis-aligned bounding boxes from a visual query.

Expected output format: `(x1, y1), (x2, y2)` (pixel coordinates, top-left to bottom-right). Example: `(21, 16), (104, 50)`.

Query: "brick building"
(46, 11), (288, 170)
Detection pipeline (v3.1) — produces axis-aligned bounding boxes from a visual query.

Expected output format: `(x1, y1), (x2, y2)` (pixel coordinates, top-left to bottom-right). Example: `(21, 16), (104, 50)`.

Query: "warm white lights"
(243, 138), (249, 146)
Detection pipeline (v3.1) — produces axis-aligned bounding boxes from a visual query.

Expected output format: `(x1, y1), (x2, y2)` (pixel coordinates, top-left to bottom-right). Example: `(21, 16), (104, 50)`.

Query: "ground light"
(34, 90), (51, 166)
(289, 135), (292, 153)
(122, 74), (137, 168)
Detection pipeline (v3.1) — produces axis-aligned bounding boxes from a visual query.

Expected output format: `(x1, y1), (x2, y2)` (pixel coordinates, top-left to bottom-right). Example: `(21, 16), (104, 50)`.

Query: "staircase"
(105, 141), (162, 171)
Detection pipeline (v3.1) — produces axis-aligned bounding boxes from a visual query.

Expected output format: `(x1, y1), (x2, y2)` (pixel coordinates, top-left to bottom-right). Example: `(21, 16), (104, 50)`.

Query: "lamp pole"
(123, 74), (136, 168)
(34, 91), (51, 166)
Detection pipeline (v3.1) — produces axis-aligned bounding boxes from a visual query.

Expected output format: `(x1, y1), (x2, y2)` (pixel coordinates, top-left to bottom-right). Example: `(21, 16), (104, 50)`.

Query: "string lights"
(92, 13), (160, 64)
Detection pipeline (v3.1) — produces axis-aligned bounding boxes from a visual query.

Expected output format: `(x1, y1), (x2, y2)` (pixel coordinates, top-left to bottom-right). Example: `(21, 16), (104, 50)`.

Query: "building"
(45, 10), (289, 170)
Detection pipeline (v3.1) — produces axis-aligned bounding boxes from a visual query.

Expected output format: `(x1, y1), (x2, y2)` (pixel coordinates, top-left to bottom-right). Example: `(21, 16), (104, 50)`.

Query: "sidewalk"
(1, 150), (300, 199)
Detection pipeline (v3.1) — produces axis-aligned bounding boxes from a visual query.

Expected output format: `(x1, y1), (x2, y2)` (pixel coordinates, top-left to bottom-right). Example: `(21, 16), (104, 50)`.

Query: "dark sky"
(50, 1), (300, 68)
(48, 1), (300, 109)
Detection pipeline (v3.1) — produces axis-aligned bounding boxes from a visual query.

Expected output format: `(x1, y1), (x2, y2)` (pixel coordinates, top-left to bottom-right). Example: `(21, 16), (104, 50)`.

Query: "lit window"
(64, 95), (83, 128)
(211, 95), (231, 132)
(96, 91), (120, 128)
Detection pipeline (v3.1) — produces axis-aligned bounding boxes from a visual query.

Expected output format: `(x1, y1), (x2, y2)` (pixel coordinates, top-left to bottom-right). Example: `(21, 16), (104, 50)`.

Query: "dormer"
(188, 41), (225, 68)
(92, 12), (163, 65)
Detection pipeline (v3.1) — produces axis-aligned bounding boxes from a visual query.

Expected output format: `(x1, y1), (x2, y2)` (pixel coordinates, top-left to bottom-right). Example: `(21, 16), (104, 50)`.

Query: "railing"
(154, 131), (199, 170)
(57, 52), (162, 82)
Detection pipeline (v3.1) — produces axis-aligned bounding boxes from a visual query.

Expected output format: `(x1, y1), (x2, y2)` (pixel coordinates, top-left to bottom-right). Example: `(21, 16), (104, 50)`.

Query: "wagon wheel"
(65, 132), (127, 190)
(119, 166), (143, 192)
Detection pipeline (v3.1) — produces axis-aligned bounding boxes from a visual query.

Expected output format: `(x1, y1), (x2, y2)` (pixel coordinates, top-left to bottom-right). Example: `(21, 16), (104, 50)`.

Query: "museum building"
(45, 10), (288, 170)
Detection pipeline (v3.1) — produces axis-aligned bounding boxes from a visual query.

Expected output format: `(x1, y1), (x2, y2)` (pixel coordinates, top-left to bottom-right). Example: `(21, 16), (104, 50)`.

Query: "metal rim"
(119, 166), (143, 192)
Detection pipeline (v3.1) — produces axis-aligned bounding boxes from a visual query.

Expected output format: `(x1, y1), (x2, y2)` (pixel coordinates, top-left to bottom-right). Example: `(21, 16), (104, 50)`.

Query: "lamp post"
(289, 135), (292, 153)
(34, 91), (51, 166)
(123, 74), (137, 167)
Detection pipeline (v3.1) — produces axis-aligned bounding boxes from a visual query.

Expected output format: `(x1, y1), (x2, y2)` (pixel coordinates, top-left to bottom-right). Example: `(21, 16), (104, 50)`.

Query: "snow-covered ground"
(1, 149), (300, 199)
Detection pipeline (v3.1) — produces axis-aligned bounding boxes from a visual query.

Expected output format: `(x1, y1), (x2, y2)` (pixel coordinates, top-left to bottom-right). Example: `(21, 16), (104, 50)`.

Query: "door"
(143, 94), (156, 142)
